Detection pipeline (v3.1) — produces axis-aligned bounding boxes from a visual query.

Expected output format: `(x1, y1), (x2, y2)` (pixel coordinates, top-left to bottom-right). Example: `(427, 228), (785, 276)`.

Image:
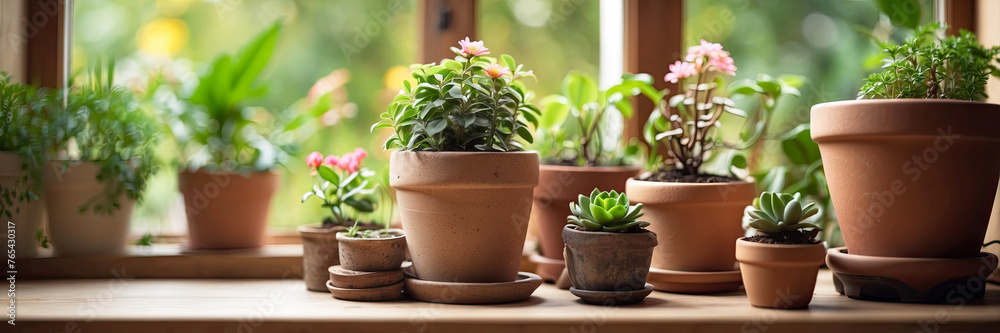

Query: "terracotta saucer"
(570, 283), (654, 305)
(326, 280), (404, 302)
(826, 247), (998, 303)
(646, 267), (742, 294)
(529, 253), (565, 283)
(329, 265), (404, 289)
(403, 267), (543, 304)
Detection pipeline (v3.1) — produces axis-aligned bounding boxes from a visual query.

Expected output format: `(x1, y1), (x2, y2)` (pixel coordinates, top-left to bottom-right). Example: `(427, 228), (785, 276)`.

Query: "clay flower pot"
(626, 178), (756, 271)
(812, 100), (1000, 258)
(736, 238), (826, 309)
(43, 162), (133, 256)
(298, 224), (347, 292)
(0, 152), (46, 258)
(179, 170), (279, 250)
(532, 165), (640, 281)
(337, 228), (406, 271)
(562, 224), (657, 291)
(390, 151), (539, 283)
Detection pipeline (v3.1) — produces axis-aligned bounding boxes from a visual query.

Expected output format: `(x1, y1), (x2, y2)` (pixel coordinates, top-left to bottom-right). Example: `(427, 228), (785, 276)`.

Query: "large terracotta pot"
(0, 152), (46, 258)
(562, 224), (657, 291)
(390, 151), (539, 283)
(44, 161), (133, 256)
(812, 100), (1000, 258)
(532, 165), (640, 280)
(337, 228), (406, 271)
(298, 224), (346, 292)
(736, 238), (825, 309)
(180, 170), (279, 250)
(626, 178), (756, 271)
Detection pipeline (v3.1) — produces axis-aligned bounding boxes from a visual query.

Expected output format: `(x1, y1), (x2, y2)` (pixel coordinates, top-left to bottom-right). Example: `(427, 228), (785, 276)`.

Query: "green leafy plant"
(859, 22), (1000, 100)
(0, 72), (46, 219)
(373, 37), (539, 151)
(568, 188), (648, 232)
(532, 72), (656, 166)
(744, 191), (823, 244)
(300, 148), (378, 228)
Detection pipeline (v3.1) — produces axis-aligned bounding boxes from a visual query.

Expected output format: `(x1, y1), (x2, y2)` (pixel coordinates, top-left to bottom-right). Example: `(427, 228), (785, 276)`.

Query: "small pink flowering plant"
(373, 37), (538, 151)
(642, 40), (803, 180)
(300, 148), (379, 227)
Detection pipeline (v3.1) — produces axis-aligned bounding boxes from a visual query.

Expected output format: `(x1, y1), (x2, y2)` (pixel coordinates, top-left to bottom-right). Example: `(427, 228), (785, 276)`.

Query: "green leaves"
(874, 0), (922, 30)
(745, 191), (823, 236)
(567, 188), (648, 233)
(563, 71), (597, 112)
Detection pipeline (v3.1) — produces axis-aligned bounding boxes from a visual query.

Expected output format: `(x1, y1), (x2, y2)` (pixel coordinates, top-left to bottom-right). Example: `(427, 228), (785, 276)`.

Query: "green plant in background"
(568, 189), (648, 232)
(0, 72), (46, 219)
(532, 72), (656, 166)
(859, 22), (1000, 100)
(373, 38), (539, 151)
(744, 191), (823, 243)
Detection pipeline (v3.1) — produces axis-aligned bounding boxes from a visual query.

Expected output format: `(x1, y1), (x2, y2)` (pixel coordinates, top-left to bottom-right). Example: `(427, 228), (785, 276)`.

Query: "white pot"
(44, 161), (132, 256)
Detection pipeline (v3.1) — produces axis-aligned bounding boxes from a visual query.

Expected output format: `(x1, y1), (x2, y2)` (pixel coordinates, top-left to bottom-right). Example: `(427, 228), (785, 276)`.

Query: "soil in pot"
(562, 224), (657, 292)
(0, 152), (46, 258)
(736, 236), (826, 309)
(180, 170), (278, 250)
(337, 228), (406, 272)
(43, 162), (133, 256)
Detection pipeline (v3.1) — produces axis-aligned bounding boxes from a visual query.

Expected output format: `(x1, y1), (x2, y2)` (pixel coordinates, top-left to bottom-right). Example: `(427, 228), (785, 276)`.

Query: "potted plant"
(563, 189), (657, 305)
(0, 72), (47, 258)
(372, 38), (540, 283)
(38, 66), (159, 256)
(736, 192), (825, 309)
(337, 223), (405, 272)
(812, 22), (1000, 259)
(528, 72), (652, 281)
(625, 40), (798, 286)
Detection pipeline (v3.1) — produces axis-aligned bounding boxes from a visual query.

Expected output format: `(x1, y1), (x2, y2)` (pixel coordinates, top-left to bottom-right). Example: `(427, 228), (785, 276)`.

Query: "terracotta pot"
(736, 238), (825, 309)
(812, 100), (1000, 258)
(626, 178), (756, 271)
(0, 152), (46, 258)
(532, 165), (640, 278)
(337, 228), (406, 271)
(43, 161), (133, 256)
(390, 151), (539, 283)
(298, 224), (346, 292)
(562, 224), (657, 291)
(179, 170), (279, 250)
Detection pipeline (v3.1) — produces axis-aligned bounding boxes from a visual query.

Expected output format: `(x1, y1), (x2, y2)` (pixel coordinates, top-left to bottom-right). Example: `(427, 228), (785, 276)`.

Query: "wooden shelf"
(15, 270), (1000, 332)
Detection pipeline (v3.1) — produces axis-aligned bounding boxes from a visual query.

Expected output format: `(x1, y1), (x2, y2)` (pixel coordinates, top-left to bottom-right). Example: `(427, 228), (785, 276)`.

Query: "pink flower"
(458, 37), (489, 57)
(685, 39), (725, 62)
(305, 152), (324, 168)
(353, 147), (367, 160)
(684, 39), (736, 76)
(323, 155), (339, 167)
(484, 63), (510, 79)
(664, 61), (698, 83)
(710, 52), (737, 76)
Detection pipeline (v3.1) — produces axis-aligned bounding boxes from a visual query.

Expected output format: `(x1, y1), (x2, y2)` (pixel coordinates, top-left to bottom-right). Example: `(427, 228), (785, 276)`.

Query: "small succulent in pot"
(563, 189), (657, 305)
(743, 191), (823, 244)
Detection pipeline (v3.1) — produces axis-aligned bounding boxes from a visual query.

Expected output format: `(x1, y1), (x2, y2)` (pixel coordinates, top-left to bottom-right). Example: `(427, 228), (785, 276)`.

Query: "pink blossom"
(305, 152), (324, 168)
(323, 155), (339, 167)
(684, 39), (736, 76)
(458, 37), (489, 57)
(484, 63), (510, 79)
(353, 147), (368, 160)
(685, 39), (725, 62)
(710, 51), (737, 76)
(664, 61), (698, 83)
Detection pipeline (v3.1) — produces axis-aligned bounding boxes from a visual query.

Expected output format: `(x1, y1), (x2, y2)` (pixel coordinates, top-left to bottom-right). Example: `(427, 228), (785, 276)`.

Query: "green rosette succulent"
(568, 188), (648, 232)
(745, 191), (822, 234)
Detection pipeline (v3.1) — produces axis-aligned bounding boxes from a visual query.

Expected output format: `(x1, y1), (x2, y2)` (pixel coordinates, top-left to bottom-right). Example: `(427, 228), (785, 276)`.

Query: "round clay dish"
(329, 265), (404, 289)
(570, 283), (654, 306)
(404, 269), (543, 304)
(326, 280), (404, 302)
(646, 267), (742, 294)
(826, 247), (1000, 291)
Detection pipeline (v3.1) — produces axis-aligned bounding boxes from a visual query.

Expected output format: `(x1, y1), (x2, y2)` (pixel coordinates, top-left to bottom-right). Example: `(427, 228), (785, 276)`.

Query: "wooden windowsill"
(15, 270), (999, 332)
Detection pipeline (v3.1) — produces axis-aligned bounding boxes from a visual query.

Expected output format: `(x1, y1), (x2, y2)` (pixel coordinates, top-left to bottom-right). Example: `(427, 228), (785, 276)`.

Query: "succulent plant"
(568, 189), (648, 232)
(745, 192), (822, 234)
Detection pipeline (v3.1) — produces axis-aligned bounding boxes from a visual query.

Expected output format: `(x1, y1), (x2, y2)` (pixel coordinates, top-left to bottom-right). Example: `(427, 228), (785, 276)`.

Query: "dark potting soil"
(639, 169), (737, 183)
(745, 230), (822, 245)
(320, 218), (376, 229)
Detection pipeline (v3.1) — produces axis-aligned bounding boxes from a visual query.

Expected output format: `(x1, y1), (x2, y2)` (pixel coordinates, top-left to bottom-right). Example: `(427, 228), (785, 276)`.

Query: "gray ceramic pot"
(562, 224), (657, 291)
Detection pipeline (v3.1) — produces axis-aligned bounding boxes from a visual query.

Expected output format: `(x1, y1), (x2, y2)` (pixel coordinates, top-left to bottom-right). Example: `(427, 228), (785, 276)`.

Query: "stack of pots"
(327, 229), (407, 301)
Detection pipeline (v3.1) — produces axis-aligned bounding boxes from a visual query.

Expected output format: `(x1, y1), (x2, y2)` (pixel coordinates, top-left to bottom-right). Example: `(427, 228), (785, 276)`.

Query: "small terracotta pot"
(298, 224), (346, 292)
(626, 178), (756, 271)
(812, 100), (1000, 258)
(736, 238), (825, 309)
(390, 151), (539, 283)
(179, 170), (279, 250)
(337, 228), (406, 271)
(0, 152), (46, 258)
(532, 165), (640, 280)
(43, 161), (133, 256)
(562, 224), (657, 291)
(329, 265), (404, 289)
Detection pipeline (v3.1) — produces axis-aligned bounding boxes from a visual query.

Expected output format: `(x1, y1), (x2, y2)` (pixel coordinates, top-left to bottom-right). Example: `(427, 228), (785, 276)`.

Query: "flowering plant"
(373, 38), (539, 151)
(300, 148), (378, 227)
(642, 40), (801, 180)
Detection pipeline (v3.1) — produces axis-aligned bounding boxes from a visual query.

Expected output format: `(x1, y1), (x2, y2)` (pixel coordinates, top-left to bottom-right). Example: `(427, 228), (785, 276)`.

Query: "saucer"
(647, 267), (742, 294)
(327, 280), (404, 302)
(570, 283), (654, 305)
(826, 247), (998, 303)
(329, 265), (404, 289)
(403, 267), (542, 304)
(529, 253), (565, 283)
